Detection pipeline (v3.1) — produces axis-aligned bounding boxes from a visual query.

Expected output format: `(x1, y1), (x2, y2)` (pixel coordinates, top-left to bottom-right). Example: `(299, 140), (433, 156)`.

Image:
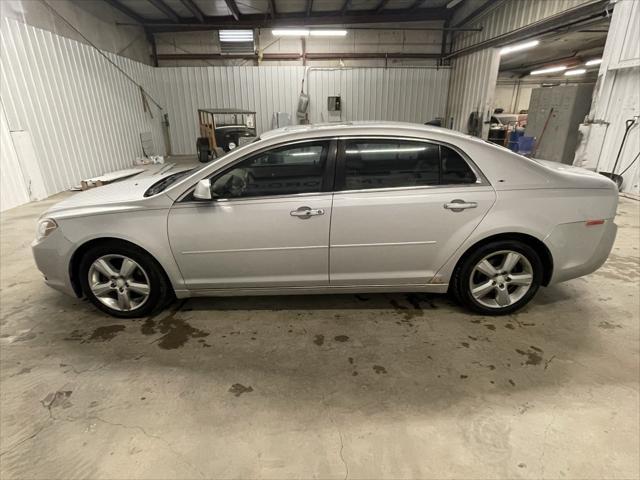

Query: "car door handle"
(444, 199), (478, 212)
(290, 206), (325, 218)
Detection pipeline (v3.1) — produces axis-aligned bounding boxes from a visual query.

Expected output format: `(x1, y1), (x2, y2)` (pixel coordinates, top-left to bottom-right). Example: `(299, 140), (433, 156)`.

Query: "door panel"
(169, 194), (332, 289)
(329, 187), (495, 285)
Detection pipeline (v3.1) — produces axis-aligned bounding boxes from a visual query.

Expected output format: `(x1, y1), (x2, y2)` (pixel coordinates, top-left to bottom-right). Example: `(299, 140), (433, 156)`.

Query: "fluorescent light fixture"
(219, 30), (254, 42)
(290, 152), (317, 156)
(565, 68), (586, 76)
(272, 29), (310, 36)
(345, 147), (427, 154)
(530, 65), (567, 75)
(500, 40), (540, 55)
(310, 30), (347, 37)
(272, 29), (347, 37)
(585, 58), (602, 66)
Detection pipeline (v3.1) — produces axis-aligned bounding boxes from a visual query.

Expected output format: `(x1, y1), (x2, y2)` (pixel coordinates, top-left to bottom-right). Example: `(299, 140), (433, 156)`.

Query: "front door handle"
(290, 206), (325, 219)
(444, 199), (478, 212)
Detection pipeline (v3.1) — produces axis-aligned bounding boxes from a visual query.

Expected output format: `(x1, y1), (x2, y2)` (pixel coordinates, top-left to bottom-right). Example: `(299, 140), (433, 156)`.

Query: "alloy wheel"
(88, 254), (151, 312)
(469, 250), (534, 309)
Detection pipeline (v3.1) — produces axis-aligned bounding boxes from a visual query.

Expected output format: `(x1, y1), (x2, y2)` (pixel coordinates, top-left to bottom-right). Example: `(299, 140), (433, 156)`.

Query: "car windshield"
(144, 169), (196, 197)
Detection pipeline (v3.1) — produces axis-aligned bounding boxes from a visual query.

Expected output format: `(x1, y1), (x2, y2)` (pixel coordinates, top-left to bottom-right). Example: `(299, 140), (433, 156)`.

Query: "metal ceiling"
(100, 0), (462, 31)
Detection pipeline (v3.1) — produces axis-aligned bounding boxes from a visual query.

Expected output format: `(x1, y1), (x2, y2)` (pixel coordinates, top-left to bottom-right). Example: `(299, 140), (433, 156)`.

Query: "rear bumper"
(31, 229), (77, 297)
(545, 219), (617, 285)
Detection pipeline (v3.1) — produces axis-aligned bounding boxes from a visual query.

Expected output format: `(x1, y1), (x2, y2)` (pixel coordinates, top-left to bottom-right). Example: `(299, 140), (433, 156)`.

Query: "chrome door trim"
(332, 240), (437, 248)
(182, 245), (326, 255)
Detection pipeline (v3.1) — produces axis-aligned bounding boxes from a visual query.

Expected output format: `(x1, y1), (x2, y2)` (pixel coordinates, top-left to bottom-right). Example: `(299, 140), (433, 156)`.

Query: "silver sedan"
(32, 122), (618, 317)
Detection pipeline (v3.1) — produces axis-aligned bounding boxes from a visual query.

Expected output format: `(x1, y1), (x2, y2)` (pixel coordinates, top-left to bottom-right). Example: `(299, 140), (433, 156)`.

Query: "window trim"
(334, 135), (489, 194)
(178, 138), (337, 203)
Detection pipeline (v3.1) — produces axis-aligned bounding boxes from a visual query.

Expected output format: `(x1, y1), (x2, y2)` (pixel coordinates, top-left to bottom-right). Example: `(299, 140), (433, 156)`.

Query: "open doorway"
(489, 16), (610, 163)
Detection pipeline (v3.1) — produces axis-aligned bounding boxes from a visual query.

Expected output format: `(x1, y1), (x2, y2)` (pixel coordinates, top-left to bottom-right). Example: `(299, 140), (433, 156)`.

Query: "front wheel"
(451, 240), (543, 315)
(78, 242), (172, 318)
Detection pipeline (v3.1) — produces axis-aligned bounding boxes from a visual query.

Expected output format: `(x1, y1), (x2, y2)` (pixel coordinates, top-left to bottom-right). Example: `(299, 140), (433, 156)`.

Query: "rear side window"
(441, 145), (477, 184)
(343, 140), (440, 190)
(341, 139), (476, 191)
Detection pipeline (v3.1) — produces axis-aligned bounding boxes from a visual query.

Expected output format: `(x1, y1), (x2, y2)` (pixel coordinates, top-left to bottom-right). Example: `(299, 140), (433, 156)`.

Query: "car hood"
(44, 170), (185, 218)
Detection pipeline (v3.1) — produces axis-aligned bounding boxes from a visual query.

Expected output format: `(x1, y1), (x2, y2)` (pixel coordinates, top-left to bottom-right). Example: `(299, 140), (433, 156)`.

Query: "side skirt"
(174, 283), (449, 298)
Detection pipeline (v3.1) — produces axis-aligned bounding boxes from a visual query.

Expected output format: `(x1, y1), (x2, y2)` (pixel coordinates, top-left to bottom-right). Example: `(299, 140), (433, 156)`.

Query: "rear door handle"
(444, 199), (478, 212)
(290, 206), (325, 219)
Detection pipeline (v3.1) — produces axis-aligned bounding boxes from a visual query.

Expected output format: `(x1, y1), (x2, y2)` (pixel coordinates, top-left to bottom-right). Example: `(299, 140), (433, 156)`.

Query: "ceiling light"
(500, 40), (540, 55)
(530, 65), (567, 75)
(272, 29), (310, 36)
(310, 30), (348, 37)
(219, 30), (254, 42)
(565, 68), (586, 76)
(585, 58), (602, 66)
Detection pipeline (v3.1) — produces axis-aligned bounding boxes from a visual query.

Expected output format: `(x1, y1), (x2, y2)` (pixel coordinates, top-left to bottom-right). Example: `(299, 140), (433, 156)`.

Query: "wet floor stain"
(229, 383), (253, 397)
(508, 379), (516, 386)
(460, 374), (468, 379)
(515, 346), (544, 366)
(142, 306), (210, 349)
(87, 325), (125, 342)
(334, 335), (349, 342)
(461, 342), (470, 348)
(65, 325), (126, 343)
(373, 365), (387, 374)
(313, 334), (324, 346)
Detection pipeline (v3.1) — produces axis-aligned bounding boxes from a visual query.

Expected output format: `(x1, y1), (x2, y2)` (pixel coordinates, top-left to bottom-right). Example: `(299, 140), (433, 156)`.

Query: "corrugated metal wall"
(157, 66), (451, 155)
(0, 17), (164, 198)
(446, 49), (500, 135)
(452, 0), (591, 50)
(577, 0), (640, 194)
(0, 101), (30, 212)
(446, 0), (593, 135)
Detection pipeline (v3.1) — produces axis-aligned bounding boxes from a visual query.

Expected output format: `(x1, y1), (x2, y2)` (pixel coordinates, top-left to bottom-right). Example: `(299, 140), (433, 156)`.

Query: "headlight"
(36, 218), (58, 241)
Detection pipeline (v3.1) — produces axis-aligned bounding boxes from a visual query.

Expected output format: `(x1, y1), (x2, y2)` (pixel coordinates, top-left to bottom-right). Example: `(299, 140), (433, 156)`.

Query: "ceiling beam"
(144, 7), (451, 31)
(156, 52), (442, 61)
(268, 0), (277, 17)
(147, 0), (181, 23)
(178, 0), (205, 22)
(103, 0), (146, 23)
(223, 0), (241, 21)
(341, 0), (351, 13)
(375, 0), (391, 12)
(306, 0), (313, 16)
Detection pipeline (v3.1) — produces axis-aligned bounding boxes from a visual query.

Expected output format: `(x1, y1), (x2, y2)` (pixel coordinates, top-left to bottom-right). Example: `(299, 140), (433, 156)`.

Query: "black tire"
(451, 240), (543, 315)
(196, 137), (210, 163)
(78, 241), (173, 318)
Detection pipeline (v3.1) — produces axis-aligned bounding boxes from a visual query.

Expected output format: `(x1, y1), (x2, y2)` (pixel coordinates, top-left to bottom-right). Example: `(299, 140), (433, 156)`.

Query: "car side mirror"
(193, 179), (215, 201)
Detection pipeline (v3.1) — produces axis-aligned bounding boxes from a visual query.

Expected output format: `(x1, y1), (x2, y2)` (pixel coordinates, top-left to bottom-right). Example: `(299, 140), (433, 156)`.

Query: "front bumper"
(31, 229), (77, 297)
(545, 219), (617, 285)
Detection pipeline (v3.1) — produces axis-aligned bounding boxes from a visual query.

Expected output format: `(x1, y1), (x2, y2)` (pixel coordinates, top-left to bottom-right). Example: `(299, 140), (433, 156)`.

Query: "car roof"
(260, 121), (478, 143)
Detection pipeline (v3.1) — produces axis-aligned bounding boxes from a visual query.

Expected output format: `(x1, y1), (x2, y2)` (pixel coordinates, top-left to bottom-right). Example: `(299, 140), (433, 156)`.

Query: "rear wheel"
(79, 242), (172, 318)
(452, 240), (542, 315)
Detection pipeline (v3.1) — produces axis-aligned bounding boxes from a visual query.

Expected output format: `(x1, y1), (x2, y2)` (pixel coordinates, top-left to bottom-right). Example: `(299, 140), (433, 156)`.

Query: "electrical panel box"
(525, 84), (594, 164)
(328, 96), (341, 112)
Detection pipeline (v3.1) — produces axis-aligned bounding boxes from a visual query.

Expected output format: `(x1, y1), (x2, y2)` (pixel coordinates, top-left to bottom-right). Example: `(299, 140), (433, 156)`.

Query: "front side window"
(342, 139), (476, 191)
(210, 141), (329, 199)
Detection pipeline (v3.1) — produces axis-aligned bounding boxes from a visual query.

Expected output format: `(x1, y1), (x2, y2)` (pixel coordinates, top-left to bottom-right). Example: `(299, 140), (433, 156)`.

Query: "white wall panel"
(0, 101), (30, 212)
(452, 0), (591, 51)
(158, 66), (450, 155)
(0, 18), (163, 196)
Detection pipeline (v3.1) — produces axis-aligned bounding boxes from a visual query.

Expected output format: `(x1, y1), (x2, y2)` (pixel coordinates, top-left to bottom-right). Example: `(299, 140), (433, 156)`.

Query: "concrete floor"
(1, 192), (638, 479)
